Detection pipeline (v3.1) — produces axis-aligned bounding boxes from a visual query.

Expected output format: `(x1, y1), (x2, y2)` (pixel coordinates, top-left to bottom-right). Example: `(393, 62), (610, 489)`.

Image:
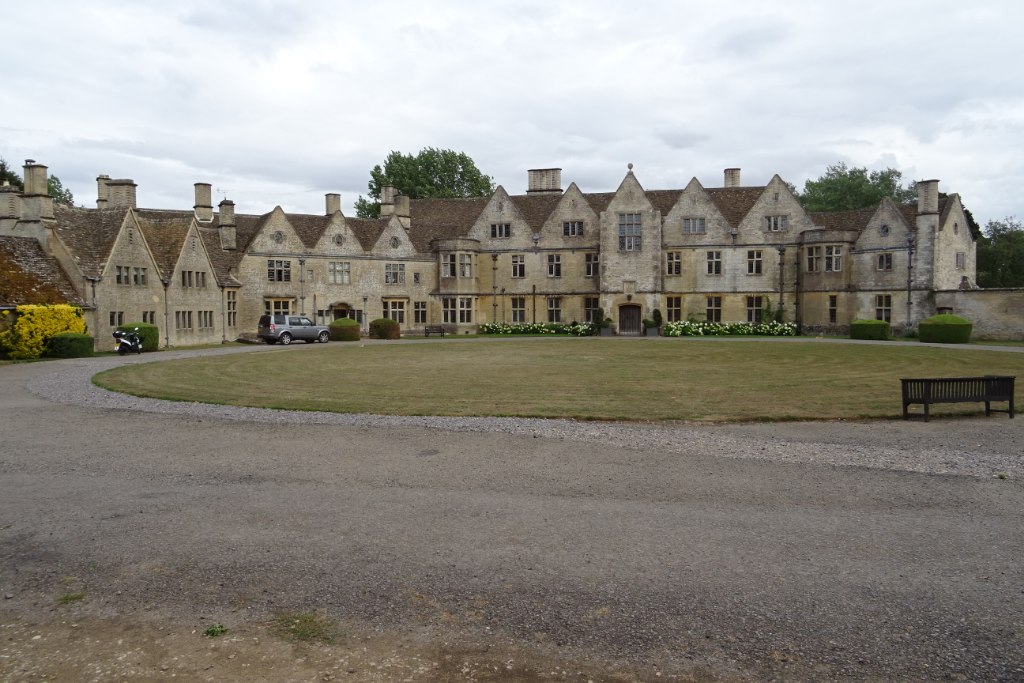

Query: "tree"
(0, 157), (74, 205)
(976, 217), (1024, 288)
(797, 162), (917, 212)
(354, 148), (495, 218)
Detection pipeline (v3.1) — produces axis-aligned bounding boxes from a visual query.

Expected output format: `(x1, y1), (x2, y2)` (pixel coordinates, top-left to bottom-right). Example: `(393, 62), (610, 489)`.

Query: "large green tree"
(354, 148), (495, 218)
(976, 217), (1024, 288)
(797, 162), (916, 212)
(0, 157), (75, 206)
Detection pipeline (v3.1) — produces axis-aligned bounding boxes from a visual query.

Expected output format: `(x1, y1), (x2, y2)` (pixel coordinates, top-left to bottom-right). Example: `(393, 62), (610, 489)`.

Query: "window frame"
(682, 217), (706, 234)
(706, 250), (722, 275)
(384, 263), (406, 285)
(563, 220), (584, 237)
(511, 254), (525, 279)
(618, 213), (642, 251)
(547, 253), (562, 278)
(491, 223), (511, 239)
(747, 249), (762, 275)
(706, 295), (722, 322)
(666, 251), (681, 276)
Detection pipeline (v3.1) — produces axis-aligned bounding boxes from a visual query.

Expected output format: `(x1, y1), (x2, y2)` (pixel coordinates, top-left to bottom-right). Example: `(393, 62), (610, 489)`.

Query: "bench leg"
(903, 402), (909, 420)
(924, 401), (930, 422)
(985, 400), (991, 417)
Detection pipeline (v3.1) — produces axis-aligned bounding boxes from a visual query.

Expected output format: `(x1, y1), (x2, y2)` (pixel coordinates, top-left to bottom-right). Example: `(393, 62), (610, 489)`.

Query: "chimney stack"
(394, 194), (410, 228)
(96, 175), (110, 208)
(194, 182), (213, 221)
(325, 193), (341, 215)
(724, 168), (741, 188)
(917, 179), (939, 214)
(527, 168), (562, 194)
(105, 179), (137, 209)
(380, 185), (396, 217)
(218, 199), (236, 250)
(20, 160), (54, 223)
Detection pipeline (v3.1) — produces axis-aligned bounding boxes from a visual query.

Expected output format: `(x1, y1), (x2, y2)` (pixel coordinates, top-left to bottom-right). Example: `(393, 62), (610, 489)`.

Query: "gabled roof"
(52, 205), (125, 277)
(809, 206), (878, 231)
(508, 194), (564, 231)
(346, 217), (389, 251)
(0, 236), (83, 306)
(285, 213), (332, 249)
(408, 196), (489, 250)
(704, 187), (765, 229)
(134, 209), (192, 278)
(645, 189), (684, 217)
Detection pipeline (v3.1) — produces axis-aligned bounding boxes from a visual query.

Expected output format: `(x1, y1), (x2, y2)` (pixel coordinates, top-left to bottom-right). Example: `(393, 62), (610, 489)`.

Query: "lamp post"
(906, 234), (915, 328)
(362, 295), (368, 333)
(298, 255), (307, 315)
(776, 244), (786, 320)
(491, 252), (498, 323)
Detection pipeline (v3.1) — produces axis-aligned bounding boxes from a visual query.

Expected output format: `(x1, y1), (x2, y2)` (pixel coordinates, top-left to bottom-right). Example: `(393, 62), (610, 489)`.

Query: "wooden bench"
(423, 325), (446, 338)
(901, 376), (1015, 421)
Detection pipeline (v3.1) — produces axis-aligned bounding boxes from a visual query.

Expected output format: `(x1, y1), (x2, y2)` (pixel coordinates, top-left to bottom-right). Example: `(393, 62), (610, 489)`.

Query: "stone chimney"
(194, 182), (213, 222)
(105, 179), (137, 209)
(394, 194), (410, 229)
(724, 168), (741, 188)
(218, 199), (236, 250)
(527, 168), (562, 194)
(380, 185), (396, 217)
(1, 182), (22, 228)
(96, 175), (110, 208)
(917, 179), (939, 214)
(325, 193), (341, 215)
(20, 160), (54, 222)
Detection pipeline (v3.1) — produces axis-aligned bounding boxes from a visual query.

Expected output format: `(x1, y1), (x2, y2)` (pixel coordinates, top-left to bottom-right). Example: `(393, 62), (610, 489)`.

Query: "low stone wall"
(934, 288), (1024, 340)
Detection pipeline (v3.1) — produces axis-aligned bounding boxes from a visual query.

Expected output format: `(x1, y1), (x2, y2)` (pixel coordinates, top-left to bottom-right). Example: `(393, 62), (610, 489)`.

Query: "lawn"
(93, 338), (1024, 422)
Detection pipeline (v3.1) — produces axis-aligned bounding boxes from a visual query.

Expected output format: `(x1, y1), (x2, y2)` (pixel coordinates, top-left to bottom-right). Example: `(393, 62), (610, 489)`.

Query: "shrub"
(118, 322), (159, 351)
(642, 318), (656, 329)
(918, 314), (972, 344)
(44, 332), (94, 358)
(662, 320), (797, 337)
(850, 319), (890, 341)
(652, 309), (663, 327)
(0, 304), (87, 359)
(329, 317), (361, 341)
(368, 318), (400, 340)
(478, 322), (594, 336)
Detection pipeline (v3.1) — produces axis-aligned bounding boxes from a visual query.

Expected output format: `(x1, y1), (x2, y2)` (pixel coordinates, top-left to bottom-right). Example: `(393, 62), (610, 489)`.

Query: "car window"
(299, 318), (313, 326)
(288, 317), (301, 326)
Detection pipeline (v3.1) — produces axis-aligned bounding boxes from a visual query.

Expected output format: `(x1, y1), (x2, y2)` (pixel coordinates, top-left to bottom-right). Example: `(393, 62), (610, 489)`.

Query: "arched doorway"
(619, 304), (642, 336)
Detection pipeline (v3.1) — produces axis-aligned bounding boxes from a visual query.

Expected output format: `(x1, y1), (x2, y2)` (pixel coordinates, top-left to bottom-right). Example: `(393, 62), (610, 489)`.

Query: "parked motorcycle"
(113, 328), (143, 356)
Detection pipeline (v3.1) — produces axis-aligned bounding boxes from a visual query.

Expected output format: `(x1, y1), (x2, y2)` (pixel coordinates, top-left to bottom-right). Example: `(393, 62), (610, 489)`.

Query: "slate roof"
(286, 213), (332, 250)
(0, 236), (83, 306)
(346, 217), (389, 251)
(705, 187), (766, 228)
(809, 206), (878, 232)
(508, 194), (564, 231)
(51, 205), (125, 277)
(135, 210), (192, 278)
(407, 197), (489, 250)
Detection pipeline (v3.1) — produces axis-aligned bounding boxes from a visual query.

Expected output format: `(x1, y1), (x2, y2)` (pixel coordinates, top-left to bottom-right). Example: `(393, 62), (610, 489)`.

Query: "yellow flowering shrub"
(0, 304), (87, 359)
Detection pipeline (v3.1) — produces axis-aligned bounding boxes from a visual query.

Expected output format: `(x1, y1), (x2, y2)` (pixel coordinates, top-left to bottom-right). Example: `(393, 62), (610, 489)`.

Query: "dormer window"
(563, 221), (584, 237)
(765, 215), (788, 232)
(491, 223), (511, 238)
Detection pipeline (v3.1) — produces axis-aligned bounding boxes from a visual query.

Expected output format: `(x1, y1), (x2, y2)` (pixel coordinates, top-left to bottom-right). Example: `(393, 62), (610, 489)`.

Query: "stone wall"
(934, 289), (1024, 340)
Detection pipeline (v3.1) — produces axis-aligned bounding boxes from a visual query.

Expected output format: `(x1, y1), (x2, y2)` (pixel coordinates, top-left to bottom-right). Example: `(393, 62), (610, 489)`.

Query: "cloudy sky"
(3, 1), (1022, 226)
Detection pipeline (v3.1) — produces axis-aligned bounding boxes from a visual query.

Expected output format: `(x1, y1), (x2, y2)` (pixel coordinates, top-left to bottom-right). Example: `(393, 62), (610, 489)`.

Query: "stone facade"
(3, 159), (1014, 346)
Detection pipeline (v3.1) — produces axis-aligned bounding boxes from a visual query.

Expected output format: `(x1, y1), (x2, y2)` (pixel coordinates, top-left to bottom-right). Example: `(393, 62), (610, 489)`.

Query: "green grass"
(57, 592), (86, 604)
(92, 338), (1024, 422)
(271, 612), (340, 644)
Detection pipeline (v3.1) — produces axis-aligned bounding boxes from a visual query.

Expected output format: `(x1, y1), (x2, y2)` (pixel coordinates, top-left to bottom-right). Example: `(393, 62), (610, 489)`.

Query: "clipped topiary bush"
(850, 319), (890, 341)
(329, 317), (361, 341)
(44, 332), (94, 358)
(368, 317), (400, 340)
(918, 314), (972, 344)
(118, 322), (159, 351)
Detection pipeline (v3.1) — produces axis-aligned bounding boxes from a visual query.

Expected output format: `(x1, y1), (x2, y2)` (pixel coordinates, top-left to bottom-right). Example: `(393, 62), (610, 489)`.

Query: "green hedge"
(368, 318), (400, 340)
(44, 332), (94, 358)
(850, 319), (890, 340)
(329, 317), (361, 341)
(918, 314), (972, 344)
(117, 322), (159, 351)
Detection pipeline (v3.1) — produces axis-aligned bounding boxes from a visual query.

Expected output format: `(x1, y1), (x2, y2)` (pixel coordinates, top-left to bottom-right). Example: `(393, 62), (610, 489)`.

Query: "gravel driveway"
(1, 341), (1022, 681)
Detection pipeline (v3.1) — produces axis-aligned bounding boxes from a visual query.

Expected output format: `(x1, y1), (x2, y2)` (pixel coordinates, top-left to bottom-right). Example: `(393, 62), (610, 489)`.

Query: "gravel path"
(3, 340), (1023, 681)
(28, 341), (1024, 480)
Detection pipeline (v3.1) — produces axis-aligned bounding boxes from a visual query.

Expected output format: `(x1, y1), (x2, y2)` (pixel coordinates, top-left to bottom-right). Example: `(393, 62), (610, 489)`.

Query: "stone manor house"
(1, 159), (980, 347)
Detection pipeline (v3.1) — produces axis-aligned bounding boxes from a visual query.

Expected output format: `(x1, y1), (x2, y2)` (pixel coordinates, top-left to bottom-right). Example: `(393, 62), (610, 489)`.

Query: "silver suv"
(257, 314), (331, 345)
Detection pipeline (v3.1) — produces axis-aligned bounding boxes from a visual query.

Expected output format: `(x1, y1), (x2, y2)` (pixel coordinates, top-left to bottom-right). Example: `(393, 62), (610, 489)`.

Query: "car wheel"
(279, 333), (292, 345)
(117, 345), (127, 356)
(318, 331), (329, 343)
